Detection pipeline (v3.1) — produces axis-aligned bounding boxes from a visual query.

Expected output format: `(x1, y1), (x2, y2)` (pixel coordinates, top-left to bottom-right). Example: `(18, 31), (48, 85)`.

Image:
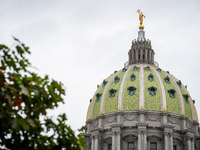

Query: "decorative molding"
(147, 115), (160, 122)
(105, 116), (116, 124)
(124, 114), (138, 121)
(168, 118), (180, 125)
(92, 120), (99, 127)
(186, 122), (193, 129)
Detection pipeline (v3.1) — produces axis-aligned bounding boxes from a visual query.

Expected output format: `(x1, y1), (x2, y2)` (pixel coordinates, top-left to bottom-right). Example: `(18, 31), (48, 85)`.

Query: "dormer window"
(164, 76), (170, 84)
(183, 94), (189, 103)
(167, 89), (176, 98)
(146, 66), (150, 70)
(148, 86), (157, 96)
(177, 80), (182, 87)
(103, 79), (108, 87)
(122, 68), (127, 72)
(148, 74), (154, 81)
(109, 89), (117, 98)
(133, 66), (138, 70)
(156, 68), (161, 72)
(127, 86), (137, 96)
(114, 76), (120, 83)
(130, 73), (136, 81)
(95, 93), (102, 102)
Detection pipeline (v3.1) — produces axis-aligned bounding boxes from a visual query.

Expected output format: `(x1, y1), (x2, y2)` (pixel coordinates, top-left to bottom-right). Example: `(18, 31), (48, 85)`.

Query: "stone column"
(149, 50), (152, 64)
(140, 49), (143, 63)
(91, 136), (94, 150)
(116, 131), (121, 150)
(164, 132), (168, 150)
(112, 132), (116, 150)
(144, 50), (148, 63)
(191, 138), (195, 150)
(132, 50), (135, 63)
(135, 49), (139, 63)
(169, 133), (173, 150)
(129, 50), (132, 62)
(138, 130), (141, 150)
(94, 135), (99, 150)
(144, 130), (147, 150)
(187, 136), (191, 150)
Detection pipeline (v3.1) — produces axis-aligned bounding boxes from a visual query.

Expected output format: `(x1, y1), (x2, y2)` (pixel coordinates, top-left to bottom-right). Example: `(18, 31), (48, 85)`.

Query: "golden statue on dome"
(137, 9), (145, 29)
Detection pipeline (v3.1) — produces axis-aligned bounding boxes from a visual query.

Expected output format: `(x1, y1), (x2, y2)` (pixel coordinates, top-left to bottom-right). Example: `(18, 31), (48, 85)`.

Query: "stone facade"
(84, 110), (200, 150)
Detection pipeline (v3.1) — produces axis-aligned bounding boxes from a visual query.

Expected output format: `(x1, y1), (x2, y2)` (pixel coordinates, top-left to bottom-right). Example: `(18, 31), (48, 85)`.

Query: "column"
(94, 135), (99, 150)
(91, 136), (94, 150)
(169, 133), (173, 150)
(144, 130), (147, 150)
(116, 131), (121, 150)
(132, 50), (135, 63)
(191, 138), (195, 150)
(164, 132), (168, 150)
(187, 136), (191, 150)
(135, 49), (139, 63)
(144, 50), (148, 63)
(149, 50), (152, 64)
(138, 130), (141, 150)
(140, 49), (143, 63)
(112, 132), (116, 150)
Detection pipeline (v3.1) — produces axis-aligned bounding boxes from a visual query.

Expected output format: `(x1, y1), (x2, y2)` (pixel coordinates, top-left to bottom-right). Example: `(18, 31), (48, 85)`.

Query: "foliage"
(0, 38), (85, 150)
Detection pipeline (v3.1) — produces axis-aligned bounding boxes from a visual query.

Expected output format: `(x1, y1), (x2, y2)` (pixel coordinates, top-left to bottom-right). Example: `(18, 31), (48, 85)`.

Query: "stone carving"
(186, 122), (193, 129)
(168, 118), (180, 125)
(105, 116), (116, 124)
(92, 120), (99, 127)
(124, 114), (138, 121)
(147, 115), (160, 122)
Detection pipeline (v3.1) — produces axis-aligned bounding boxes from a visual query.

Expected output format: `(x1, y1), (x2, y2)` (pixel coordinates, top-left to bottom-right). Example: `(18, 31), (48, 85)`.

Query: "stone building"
(84, 26), (200, 150)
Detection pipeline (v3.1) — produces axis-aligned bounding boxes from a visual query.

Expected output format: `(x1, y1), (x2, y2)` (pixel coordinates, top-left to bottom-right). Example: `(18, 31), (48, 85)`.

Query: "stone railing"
(124, 61), (159, 68)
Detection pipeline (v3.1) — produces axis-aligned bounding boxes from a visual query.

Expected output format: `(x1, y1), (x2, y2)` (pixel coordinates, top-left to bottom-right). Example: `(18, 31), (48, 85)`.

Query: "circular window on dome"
(183, 94), (189, 103)
(167, 89), (176, 98)
(146, 66), (150, 70)
(109, 89), (117, 98)
(164, 76), (170, 84)
(148, 86), (157, 96)
(114, 76), (120, 83)
(95, 93), (102, 102)
(148, 73), (154, 81)
(177, 80), (182, 87)
(130, 73), (136, 81)
(103, 79), (108, 87)
(127, 86), (137, 96)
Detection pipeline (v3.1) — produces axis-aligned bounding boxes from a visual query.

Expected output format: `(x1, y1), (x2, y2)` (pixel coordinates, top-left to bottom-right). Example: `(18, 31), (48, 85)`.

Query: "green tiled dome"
(86, 64), (198, 121)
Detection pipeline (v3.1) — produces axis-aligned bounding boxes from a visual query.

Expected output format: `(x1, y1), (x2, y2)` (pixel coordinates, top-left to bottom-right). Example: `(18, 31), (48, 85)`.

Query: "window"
(109, 89), (117, 98)
(127, 86), (137, 96)
(108, 144), (112, 150)
(128, 142), (135, 150)
(147, 86), (157, 96)
(167, 89), (176, 98)
(173, 145), (177, 150)
(150, 143), (157, 150)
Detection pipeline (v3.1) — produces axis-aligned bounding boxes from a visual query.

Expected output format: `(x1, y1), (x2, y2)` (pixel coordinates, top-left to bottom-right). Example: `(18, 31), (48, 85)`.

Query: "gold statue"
(137, 9), (146, 29)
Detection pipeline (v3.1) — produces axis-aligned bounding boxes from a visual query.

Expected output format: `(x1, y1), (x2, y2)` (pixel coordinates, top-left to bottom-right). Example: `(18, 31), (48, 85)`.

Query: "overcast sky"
(1, 0), (200, 132)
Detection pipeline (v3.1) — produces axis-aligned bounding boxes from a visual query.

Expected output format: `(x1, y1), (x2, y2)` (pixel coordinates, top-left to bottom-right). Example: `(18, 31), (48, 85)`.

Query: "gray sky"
(1, 0), (200, 132)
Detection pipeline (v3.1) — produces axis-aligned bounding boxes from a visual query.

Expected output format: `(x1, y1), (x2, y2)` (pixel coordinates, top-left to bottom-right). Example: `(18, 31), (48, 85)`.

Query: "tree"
(0, 38), (85, 150)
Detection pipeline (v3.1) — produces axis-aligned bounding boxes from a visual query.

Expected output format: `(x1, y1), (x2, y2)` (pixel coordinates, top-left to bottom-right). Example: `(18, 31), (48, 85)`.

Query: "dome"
(84, 14), (200, 150)
(86, 64), (199, 121)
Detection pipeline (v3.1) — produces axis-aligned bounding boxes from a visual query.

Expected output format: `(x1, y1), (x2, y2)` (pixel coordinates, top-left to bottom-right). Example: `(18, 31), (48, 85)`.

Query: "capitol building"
(84, 11), (200, 150)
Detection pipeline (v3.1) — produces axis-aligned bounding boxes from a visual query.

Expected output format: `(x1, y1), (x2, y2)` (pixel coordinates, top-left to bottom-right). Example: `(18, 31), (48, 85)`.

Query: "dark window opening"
(128, 142), (135, 150)
(108, 144), (112, 150)
(150, 143), (157, 150)
(173, 145), (177, 150)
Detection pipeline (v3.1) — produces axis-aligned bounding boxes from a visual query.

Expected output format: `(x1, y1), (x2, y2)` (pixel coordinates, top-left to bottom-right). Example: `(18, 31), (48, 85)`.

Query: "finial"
(137, 9), (146, 29)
